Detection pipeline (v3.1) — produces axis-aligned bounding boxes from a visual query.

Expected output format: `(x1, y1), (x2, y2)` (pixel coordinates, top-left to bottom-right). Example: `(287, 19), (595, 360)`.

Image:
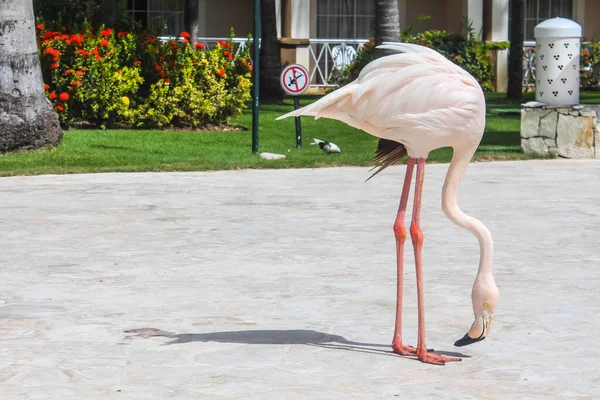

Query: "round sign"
(280, 64), (310, 96)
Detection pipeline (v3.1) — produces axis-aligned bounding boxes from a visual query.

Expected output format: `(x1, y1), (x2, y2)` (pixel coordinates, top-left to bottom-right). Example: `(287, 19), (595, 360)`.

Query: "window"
(127, 0), (184, 37)
(524, 0), (573, 41)
(317, 0), (375, 39)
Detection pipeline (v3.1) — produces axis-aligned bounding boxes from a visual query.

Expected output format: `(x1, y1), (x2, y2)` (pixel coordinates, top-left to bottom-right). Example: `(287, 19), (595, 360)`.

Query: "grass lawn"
(1, 91), (591, 177)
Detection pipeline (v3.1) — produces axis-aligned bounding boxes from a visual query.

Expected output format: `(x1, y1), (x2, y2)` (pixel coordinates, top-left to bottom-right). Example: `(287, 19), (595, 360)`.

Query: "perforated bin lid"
(534, 18), (582, 39)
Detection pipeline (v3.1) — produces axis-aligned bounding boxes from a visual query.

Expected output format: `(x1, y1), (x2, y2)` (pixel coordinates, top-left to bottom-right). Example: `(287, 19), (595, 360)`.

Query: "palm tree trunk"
(184, 0), (200, 44)
(259, 0), (284, 104)
(375, 0), (401, 58)
(0, 0), (62, 153)
(507, 0), (524, 101)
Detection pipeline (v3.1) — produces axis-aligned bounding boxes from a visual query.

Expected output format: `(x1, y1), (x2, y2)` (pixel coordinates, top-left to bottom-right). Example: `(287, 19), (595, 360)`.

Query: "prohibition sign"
(280, 64), (310, 95)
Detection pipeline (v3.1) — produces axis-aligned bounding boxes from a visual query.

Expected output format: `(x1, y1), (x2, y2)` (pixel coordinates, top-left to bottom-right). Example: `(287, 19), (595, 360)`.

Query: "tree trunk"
(507, 0), (524, 101)
(375, 0), (401, 58)
(259, 0), (284, 104)
(94, 0), (117, 28)
(0, 0), (62, 153)
(184, 0), (200, 44)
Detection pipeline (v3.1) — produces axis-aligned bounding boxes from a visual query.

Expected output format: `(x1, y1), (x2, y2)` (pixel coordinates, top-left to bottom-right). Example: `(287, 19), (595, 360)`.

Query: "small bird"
(277, 42), (498, 365)
(311, 138), (341, 154)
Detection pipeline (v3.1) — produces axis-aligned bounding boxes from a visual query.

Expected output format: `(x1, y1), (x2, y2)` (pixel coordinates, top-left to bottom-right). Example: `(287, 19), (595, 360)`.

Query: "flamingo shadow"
(124, 328), (469, 360)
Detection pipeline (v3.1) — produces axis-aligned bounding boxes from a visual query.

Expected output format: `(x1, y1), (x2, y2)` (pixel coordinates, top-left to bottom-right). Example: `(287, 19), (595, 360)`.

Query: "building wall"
(583, 1), (600, 39)
(205, 0), (254, 37)
(405, 0), (462, 34)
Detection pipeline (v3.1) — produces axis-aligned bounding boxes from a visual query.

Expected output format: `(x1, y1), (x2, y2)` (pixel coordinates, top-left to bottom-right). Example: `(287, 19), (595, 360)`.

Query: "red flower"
(43, 83), (50, 90)
(164, 78), (170, 83)
(195, 43), (205, 49)
(50, 63), (59, 69)
(160, 71), (166, 78)
(118, 32), (128, 37)
(59, 92), (70, 101)
(76, 71), (83, 76)
(144, 38), (155, 44)
(168, 61), (175, 68)
(81, 67), (87, 72)
(228, 54), (233, 61)
(155, 65), (162, 71)
(71, 81), (82, 87)
(64, 69), (72, 75)
(134, 60), (142, 66)
(224, 50), (230, 56)
(56, 105), (64, 111)
(49, 92), (57, 99)
(182, 38), (189, 43)
(180, 32), (191, 38)
(36, 24), (45, 30)
(217, 69), (225, 77)
(101, 28), (113, 37)
(99, 39), (109, 47)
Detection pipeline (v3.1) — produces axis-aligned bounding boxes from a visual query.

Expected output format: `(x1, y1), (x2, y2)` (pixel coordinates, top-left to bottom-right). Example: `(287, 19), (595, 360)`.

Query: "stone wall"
(521, 102), (600, 159)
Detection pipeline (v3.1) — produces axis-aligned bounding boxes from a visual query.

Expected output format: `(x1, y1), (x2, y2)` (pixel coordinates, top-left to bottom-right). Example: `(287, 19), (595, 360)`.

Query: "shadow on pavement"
(123, 328), (469, 359)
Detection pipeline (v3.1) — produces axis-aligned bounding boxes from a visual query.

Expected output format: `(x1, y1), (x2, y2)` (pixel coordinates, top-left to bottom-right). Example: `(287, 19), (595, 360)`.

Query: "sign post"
(251, 0), (260, 153)
(280, 64), (309, 149)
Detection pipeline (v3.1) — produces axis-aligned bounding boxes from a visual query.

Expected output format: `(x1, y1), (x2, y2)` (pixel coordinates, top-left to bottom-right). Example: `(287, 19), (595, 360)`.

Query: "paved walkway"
(0, 160), (599, 399)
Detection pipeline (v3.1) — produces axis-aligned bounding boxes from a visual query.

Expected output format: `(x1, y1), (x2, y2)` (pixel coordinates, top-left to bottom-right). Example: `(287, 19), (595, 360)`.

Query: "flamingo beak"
(454, 315), (492, 347)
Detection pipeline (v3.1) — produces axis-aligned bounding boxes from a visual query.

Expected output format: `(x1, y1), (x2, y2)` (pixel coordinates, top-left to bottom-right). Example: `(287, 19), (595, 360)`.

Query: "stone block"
(580, 111), (597, 118)
(544, 138), (557, 149)
(521, 109), (540, 139)
(539, 111), (558, 139)
(556, 114), (594, 158)
(522, 137), (548, 154)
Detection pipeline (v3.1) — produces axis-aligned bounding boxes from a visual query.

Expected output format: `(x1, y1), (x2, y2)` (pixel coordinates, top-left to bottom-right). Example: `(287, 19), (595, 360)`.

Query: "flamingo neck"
(441, 148), (493, 278)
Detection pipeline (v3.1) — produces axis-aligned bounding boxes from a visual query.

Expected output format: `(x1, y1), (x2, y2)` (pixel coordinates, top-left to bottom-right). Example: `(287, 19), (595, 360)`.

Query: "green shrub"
(36, 25), (252, 129)
(580, 42), (600, 90)
(329, 23), (508, 93)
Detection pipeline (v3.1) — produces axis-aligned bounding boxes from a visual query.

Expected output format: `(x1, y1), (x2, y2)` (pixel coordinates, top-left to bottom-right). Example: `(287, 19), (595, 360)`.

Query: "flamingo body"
(277, 43), (499, 365)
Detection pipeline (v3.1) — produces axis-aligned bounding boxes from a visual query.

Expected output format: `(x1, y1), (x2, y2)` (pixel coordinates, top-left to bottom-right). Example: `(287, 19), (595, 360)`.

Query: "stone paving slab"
(0, 160), (599, 399)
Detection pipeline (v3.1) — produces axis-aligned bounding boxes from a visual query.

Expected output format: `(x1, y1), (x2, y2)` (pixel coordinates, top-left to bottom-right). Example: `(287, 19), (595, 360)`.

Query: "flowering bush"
(134, 33), (252, 128)
(36, 24), (253, 129)
(580, 42), (600, 90)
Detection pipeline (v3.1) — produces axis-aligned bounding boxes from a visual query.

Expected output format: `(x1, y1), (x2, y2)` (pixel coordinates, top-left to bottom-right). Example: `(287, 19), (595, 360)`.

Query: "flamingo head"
(454, 276), (499, 347)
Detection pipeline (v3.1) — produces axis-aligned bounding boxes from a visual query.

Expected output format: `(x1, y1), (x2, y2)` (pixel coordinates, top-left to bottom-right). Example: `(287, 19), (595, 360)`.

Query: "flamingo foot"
(416, 349), (461, 365)
(392, 341), (417, 356)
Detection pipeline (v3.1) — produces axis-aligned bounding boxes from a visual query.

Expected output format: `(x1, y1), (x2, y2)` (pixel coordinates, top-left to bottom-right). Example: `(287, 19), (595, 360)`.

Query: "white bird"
(277, 42), (498, 365)
(311, 138), (341, 154)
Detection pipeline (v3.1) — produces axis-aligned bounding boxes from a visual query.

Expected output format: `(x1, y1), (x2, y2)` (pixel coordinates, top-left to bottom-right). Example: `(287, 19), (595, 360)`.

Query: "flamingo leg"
(411, 158), (461, 366)
(391, 158), (417, 356)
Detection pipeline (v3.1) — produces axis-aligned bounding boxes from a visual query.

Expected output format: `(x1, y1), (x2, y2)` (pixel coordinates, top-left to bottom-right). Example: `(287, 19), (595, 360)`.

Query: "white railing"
(308, 39), (370, 87)
(523, 41), (537, 91)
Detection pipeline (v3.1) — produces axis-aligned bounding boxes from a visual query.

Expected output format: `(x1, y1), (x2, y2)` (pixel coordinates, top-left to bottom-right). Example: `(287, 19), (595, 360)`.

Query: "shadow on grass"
(123, 328), (469, 360)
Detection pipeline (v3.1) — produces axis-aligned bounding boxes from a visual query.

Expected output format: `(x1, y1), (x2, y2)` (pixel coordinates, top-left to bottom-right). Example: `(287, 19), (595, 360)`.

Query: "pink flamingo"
(277, 43), (499, 365)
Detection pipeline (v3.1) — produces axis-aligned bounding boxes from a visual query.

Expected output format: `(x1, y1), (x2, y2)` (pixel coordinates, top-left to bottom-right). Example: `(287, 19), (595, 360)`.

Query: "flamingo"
(276, 43), (499, 365)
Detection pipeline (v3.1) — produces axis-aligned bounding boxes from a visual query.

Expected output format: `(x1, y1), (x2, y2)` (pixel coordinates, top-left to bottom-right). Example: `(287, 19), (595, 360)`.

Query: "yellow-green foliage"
(37, 25), (252, 129)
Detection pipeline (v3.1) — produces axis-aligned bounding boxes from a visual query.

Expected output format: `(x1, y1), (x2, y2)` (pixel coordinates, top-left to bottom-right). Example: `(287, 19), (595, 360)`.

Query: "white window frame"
(316, 0), (375, 39)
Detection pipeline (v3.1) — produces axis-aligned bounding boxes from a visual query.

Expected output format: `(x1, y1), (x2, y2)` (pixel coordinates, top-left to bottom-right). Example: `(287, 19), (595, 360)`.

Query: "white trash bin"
(534, 18), (582, 105)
